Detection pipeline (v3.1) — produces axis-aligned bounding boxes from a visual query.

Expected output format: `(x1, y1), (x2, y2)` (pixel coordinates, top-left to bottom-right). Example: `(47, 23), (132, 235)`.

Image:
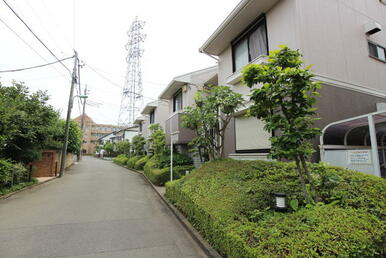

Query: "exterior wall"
(124, 130), (139, 142)
(165, 111), (196, 145)
(217, 0), (299, 87)
(217, 0), (386, 158)
(32, 150), (59, 177)
(154, 101), (170, 130)
(167, 84), (198, 114)
(142, 101), (170, 138)
(297, 0), (386, 94)
(32, 151), (75, 177)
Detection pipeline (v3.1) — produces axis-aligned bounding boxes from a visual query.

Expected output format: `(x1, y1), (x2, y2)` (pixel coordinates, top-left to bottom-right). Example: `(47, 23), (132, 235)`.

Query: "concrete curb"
(111, 161), (221, 258)
(0, 176), (58, 200)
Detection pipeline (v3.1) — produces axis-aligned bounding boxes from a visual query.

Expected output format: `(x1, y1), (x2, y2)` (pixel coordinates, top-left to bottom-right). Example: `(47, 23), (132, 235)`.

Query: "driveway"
(0, 156), (206, 258)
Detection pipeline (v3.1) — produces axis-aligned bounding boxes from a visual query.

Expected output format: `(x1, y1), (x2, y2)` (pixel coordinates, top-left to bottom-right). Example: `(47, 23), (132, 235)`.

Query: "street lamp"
(274, 193), (287, 211)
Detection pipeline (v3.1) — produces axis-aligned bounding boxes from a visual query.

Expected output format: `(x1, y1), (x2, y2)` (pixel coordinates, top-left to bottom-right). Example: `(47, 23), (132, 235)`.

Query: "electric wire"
(0, 17), (50, 64)
(83, 63), (156, 101)
(0, 56), (74, 73)
(83, 64), (166, 87)
(40, 0), (73, 50)
(22, 0), (68, 56)
(2, 0), (72, 74)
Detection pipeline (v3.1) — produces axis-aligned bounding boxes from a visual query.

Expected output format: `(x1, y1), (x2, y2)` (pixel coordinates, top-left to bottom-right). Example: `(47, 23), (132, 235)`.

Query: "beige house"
(139, 100), (169, 153)
(199, 0), (386, 160)
(159, 67), (218, 157)
(73, 114), (125, 154)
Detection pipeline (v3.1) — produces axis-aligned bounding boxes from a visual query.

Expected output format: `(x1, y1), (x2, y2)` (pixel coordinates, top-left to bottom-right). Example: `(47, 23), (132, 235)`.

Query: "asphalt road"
(0, 156), (205, 258)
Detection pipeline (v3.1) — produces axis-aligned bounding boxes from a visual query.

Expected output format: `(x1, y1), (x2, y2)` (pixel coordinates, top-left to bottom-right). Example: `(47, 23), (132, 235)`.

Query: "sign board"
(171, 134), (178, 142)
(348, 150), (372, 164)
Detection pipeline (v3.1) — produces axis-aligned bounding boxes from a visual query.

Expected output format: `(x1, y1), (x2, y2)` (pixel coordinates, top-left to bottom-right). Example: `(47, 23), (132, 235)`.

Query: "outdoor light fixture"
(274, 193), (287, 211)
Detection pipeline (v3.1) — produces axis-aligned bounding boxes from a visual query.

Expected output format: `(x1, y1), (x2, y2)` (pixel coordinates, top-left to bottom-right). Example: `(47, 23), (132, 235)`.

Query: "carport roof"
(322, 110), (386, 145)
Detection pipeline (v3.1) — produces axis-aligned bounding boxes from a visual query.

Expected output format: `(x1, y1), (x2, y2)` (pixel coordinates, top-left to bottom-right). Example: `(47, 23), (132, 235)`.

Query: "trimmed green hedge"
(145, 165), (195, 186)
(112, 154), (129, 166)
(126, 156), (143, 169)
(166, 159), (386, 257)
(158, 153), (193, 168)
(143, 155), (159, 174)
(134, 155), (150, 170)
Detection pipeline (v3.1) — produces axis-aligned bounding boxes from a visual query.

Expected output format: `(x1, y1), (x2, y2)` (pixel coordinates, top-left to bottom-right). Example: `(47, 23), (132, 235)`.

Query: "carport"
(320, 110), (386, 178)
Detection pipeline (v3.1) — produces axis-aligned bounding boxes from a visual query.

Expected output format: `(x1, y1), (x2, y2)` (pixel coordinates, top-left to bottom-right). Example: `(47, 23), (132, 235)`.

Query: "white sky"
(0, 0), (240, 125)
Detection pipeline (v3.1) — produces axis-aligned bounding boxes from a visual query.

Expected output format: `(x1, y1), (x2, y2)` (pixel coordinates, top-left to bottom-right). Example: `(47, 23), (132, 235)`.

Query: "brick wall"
(32, 150), (75, 177)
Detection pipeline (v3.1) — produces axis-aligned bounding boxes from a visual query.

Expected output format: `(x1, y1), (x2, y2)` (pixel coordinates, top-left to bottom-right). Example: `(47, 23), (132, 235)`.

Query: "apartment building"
(73, 114), (125, 154)
(159, 67), (218, 158)
(199, 0), (386, 161)
(138, 100), (169, 153)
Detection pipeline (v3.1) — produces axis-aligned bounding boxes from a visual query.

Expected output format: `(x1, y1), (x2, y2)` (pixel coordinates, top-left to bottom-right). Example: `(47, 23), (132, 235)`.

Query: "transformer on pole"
(118, 17), (146, 126)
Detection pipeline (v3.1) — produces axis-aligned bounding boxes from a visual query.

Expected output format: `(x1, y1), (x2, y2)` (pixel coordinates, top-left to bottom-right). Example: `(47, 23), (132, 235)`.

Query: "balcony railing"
(165, 112), (196, 145)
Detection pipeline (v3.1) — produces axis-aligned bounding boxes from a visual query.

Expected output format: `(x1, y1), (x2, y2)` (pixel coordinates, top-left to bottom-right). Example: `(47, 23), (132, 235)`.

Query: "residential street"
(0, 157), (205, 258)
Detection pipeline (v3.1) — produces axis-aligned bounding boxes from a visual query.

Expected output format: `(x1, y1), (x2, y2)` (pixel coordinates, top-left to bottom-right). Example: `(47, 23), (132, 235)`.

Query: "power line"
(0, 56), (74, 73)
(83, 63), (156, 101)
(86, 64), (166, 87)
(0, 17), (49, 64)
(2, 0), (71, 74)
(22, 0), (68, 56)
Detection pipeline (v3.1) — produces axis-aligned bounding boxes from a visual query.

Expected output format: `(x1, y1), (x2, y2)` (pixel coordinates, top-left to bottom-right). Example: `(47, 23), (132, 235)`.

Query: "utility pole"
(79, 84), (87, 161)
(59, 51), (78, 177)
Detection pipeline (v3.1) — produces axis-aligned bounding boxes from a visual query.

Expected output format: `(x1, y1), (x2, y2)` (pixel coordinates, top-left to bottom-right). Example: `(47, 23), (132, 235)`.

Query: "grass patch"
(0, 179), (38, 196)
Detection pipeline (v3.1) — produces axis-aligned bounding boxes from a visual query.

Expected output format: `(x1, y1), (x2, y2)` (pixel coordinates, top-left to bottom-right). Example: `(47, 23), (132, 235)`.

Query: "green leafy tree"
(148, 124), (166, 155)
(103, 142), (114, 157)
(0, 82), (61, 163)
(242, 45), (321, 203)
(67, 121), (82, 154)
(132, 135), (146, 156)
(182, 85), (244, 161)
(116, 140), (131, 155)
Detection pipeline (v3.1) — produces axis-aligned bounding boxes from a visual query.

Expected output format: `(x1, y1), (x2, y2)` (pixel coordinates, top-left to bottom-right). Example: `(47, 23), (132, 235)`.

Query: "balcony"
(165, 112), (196, 145)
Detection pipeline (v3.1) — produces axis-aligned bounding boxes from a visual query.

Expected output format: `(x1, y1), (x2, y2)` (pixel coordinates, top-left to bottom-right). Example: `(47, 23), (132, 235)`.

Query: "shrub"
(165, 159), (386, 257)
(158, 153), (193, 168)
(144, 165), (195, 186)
(126, 156), (143, 169)
(134, 155), (150, 170)
(0, 159), (29, 188)
(144, 155), (160, 173)
(0, 159), (14, 187)
(112, 154), (129, 166)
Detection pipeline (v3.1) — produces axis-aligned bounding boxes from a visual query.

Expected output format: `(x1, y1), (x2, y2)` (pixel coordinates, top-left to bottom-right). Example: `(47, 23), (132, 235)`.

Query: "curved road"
(0, 157), (205, 258)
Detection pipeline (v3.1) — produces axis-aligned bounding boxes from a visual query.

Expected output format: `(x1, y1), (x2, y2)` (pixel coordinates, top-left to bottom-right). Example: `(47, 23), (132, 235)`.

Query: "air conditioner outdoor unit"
(364, 21), (382, 35)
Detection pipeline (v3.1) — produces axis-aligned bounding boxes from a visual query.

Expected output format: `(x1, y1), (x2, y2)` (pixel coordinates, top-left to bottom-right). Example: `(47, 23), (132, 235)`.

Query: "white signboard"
(171, 134), (179, 142)
(348, 150), (372, 164)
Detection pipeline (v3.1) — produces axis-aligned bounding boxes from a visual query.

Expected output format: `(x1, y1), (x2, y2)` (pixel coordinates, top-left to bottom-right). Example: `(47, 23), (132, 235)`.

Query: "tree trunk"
(295, 157), (313, 204)
(300, 155), (318, 202)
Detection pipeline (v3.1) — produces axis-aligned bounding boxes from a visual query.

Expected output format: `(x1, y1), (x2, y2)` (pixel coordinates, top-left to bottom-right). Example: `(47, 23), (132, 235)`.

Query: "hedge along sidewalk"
(0, 176), (58, 200)
(111, 161), (221, 258)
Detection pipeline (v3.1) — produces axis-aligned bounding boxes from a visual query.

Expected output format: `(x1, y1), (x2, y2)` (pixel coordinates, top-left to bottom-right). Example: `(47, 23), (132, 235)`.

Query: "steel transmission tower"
(118, 17), (146, 126)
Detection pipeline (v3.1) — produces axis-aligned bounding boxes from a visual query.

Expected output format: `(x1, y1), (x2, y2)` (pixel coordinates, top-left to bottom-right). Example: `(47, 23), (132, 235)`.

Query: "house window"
(139, 122), (143, 132)
(368, 42), (386, 62)
(149, 110), (155, 124)
(232, 15), (268, 72)
(173, 89), (183, 112)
